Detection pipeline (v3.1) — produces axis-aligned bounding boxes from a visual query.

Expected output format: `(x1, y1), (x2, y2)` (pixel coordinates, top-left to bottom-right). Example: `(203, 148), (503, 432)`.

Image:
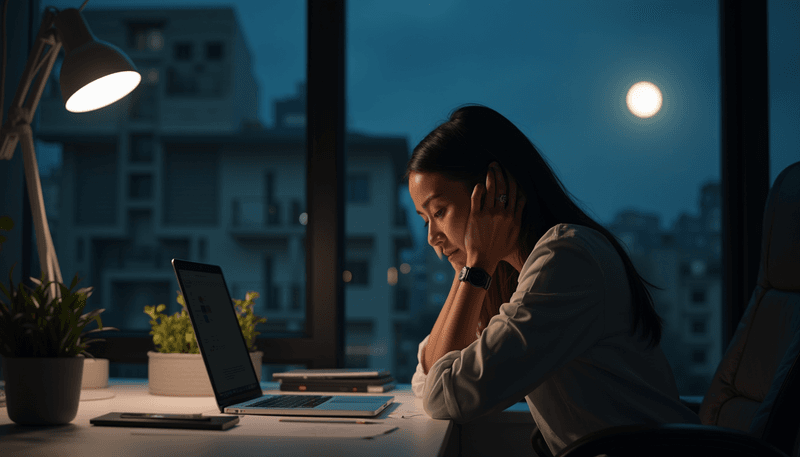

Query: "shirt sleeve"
(422, 228), (608, 422)
(411, 334), (431, 398)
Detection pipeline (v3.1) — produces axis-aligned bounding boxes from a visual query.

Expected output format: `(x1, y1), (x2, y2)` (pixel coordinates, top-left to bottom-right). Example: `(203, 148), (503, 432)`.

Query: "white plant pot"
(1, 356), (83, 425)
(147, 351), (263, 396)
(81, 357), (109, 389)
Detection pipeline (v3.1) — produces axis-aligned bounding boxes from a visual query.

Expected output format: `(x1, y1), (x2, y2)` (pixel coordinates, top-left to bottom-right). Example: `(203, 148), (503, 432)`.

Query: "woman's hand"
(464, 162), (526, 272)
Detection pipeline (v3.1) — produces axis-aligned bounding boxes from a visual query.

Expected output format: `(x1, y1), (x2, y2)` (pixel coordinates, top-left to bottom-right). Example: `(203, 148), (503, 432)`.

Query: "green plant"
(144, 290), (266, 354)
(0, 267), (115, 357)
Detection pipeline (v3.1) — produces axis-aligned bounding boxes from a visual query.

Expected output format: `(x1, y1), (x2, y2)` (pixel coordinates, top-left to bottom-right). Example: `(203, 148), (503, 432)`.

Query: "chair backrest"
(699, 161), (800, 455)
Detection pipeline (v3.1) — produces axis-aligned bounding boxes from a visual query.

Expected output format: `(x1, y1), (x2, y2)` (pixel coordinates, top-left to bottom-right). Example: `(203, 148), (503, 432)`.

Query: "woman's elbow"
(422, 392), (484, 423)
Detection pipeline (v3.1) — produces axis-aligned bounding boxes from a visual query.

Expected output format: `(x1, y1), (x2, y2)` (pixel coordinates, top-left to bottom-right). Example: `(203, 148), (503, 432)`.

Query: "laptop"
(171, 259), (394, 417)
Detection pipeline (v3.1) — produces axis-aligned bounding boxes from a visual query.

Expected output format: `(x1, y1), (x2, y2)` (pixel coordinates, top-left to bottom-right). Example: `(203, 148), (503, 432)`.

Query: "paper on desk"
(130, 420), (398, 439)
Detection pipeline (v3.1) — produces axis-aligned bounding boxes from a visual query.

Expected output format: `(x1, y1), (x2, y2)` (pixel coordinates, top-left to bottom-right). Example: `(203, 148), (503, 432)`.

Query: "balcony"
(228, 197), (304, 246)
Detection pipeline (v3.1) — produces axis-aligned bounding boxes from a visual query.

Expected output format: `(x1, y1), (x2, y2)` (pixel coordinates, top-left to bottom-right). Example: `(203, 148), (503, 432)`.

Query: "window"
(691, 320), (707, 335)
(7, 1), (767, 388)
(130, 134), (155, 163)
(691, 289), (707, 304)
(174, 42), (192, 61)
(692, 349), (707, 364)
(344, 261), (369, 286)
(206, 42), (224, 60)
(769, 1), (800, 184)
(346, 2), (723, 391)
(127, 22), (164, 51)
(22, 2), (337, 377)
(128, 174), (153, 200)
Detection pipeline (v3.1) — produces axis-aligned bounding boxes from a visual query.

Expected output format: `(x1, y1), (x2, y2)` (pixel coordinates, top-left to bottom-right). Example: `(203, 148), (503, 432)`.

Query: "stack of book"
(273, 368), (396, 393)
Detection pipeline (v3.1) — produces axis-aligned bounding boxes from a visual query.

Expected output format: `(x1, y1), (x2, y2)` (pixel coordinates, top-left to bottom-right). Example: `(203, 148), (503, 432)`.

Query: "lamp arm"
(0, 8), (61, 160)
(0, 8), (64, 295)
(19, 123), (63, 296)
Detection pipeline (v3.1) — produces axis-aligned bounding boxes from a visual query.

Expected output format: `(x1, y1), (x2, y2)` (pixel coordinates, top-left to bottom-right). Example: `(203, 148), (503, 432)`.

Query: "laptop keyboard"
(250, 395), (332, 409)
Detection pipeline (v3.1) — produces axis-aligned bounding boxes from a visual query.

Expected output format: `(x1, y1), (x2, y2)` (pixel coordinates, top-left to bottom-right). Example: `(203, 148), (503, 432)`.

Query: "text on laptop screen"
(178, 269), (259, 397)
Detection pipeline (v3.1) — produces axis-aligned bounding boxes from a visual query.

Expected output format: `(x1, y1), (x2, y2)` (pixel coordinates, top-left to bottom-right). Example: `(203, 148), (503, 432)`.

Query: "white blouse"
(412, 224), (700, 455)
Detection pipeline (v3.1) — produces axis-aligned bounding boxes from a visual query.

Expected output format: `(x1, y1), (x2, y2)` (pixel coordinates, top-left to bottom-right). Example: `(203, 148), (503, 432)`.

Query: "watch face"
(469, 268), (488, 285)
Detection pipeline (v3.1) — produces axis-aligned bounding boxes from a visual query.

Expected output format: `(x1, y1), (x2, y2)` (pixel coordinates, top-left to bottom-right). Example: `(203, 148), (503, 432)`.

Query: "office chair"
(538, 161), (800, 457)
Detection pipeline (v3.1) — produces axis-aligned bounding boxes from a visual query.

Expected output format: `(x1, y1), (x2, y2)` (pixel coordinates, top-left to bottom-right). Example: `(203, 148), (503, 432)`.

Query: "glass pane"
(347, 0), (720, 393)
(34, 1), (308, 363)
(769, 1), (800, 183)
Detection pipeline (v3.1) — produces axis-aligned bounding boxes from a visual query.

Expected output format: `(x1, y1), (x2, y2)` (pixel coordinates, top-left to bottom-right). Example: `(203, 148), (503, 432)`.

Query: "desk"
(0, 380), (537, 456)
(0, 379), (455, 457)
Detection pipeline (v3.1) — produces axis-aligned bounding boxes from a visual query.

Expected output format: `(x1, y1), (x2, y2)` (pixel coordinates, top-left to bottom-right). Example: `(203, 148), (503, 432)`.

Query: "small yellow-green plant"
(144, 291), (266, 354)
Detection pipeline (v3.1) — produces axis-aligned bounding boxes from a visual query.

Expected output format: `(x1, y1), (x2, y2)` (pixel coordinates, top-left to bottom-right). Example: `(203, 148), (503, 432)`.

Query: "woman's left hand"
(464, 162), (526, 272)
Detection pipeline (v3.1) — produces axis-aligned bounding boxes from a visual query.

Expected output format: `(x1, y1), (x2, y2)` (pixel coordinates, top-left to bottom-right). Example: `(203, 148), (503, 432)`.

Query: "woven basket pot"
(147, 351), (263, 396)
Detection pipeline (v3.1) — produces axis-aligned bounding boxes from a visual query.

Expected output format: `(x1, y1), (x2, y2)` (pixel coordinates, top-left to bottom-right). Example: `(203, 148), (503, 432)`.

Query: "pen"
(278, 419), (380, 424)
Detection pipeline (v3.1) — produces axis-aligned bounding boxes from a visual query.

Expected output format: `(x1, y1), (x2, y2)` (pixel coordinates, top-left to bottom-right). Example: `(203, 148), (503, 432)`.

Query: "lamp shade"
(55, 8), (141, 113)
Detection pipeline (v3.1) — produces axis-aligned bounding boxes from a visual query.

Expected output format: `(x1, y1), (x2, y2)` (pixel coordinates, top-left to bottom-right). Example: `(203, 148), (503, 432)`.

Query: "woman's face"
(408, 171), (472, 266)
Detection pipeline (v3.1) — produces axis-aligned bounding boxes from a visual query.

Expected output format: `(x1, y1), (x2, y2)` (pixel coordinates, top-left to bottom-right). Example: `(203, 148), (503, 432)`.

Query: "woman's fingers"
(471, 182), (485, 212)
(485, 164), (496, 209)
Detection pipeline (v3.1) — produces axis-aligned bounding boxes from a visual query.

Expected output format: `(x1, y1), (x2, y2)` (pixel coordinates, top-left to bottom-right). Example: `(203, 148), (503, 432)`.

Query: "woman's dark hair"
(404, 104), (663, 347)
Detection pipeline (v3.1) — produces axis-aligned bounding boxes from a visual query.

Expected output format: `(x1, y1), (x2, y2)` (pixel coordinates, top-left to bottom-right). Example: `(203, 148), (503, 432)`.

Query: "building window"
(344, 261), (369, 286)
(691, 319), (706, 334)
(130, 134), (154, 163)
(129, 174), (153, 200)
(166, 67), (198, 95)
(347, 175), (369, 204)
(206, 42), (224, 60)
(691, 288), (706, 305)
(127, 23), (164, 51)
(174, 42), (193, 61)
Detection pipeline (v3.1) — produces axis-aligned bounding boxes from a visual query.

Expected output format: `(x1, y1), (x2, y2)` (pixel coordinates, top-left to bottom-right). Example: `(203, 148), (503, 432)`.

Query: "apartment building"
(36, 7), (413, 378)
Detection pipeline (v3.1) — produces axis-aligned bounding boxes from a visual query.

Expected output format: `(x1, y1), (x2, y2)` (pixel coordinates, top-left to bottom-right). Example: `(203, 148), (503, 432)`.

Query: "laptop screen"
(172, 261), (260, 402)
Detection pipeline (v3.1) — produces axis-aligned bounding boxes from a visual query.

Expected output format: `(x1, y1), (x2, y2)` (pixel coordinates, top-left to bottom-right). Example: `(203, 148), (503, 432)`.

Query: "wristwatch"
(459, 266), (492, 290)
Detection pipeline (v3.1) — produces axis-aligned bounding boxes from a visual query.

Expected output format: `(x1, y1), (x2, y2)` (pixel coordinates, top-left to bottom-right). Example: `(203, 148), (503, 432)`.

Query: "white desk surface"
(0, 379), (454, 457)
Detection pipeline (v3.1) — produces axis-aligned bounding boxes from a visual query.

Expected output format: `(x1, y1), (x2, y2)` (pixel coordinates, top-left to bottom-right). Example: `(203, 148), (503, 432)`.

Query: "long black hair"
(405, 104), (663, 347)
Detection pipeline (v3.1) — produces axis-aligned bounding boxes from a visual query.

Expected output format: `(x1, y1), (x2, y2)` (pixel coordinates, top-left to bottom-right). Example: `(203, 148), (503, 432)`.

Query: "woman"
(407, 105), (700, 455)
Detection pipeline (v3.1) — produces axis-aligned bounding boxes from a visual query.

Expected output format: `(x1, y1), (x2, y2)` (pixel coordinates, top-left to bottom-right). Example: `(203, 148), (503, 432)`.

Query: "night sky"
(44, 0), (799, 233)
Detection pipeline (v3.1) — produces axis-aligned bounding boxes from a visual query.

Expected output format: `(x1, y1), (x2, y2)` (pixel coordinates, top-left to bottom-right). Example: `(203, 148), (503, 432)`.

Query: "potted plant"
(0, 217), (115, 425)
(144, 290), (266, 396)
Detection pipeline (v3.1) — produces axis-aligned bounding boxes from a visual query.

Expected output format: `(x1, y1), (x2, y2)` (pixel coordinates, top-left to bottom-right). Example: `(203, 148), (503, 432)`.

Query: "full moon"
(626, 81), (662, 118)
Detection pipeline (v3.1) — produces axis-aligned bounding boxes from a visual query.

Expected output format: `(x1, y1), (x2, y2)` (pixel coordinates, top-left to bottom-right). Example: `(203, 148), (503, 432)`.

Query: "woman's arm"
(423, 162), (524, 373)
(422, 264), (494, 373)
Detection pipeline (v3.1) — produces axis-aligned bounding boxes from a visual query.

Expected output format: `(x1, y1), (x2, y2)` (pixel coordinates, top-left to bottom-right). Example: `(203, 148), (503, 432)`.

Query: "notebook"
(171, 259), (394, 417)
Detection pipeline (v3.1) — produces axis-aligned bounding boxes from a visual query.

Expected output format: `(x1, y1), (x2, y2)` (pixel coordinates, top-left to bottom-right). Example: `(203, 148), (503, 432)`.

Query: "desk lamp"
(0, 1), (140, 295)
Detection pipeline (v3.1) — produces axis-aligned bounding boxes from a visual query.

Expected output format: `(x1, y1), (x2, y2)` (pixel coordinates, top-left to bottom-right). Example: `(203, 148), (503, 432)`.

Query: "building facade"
(37, 7), (413, 379)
